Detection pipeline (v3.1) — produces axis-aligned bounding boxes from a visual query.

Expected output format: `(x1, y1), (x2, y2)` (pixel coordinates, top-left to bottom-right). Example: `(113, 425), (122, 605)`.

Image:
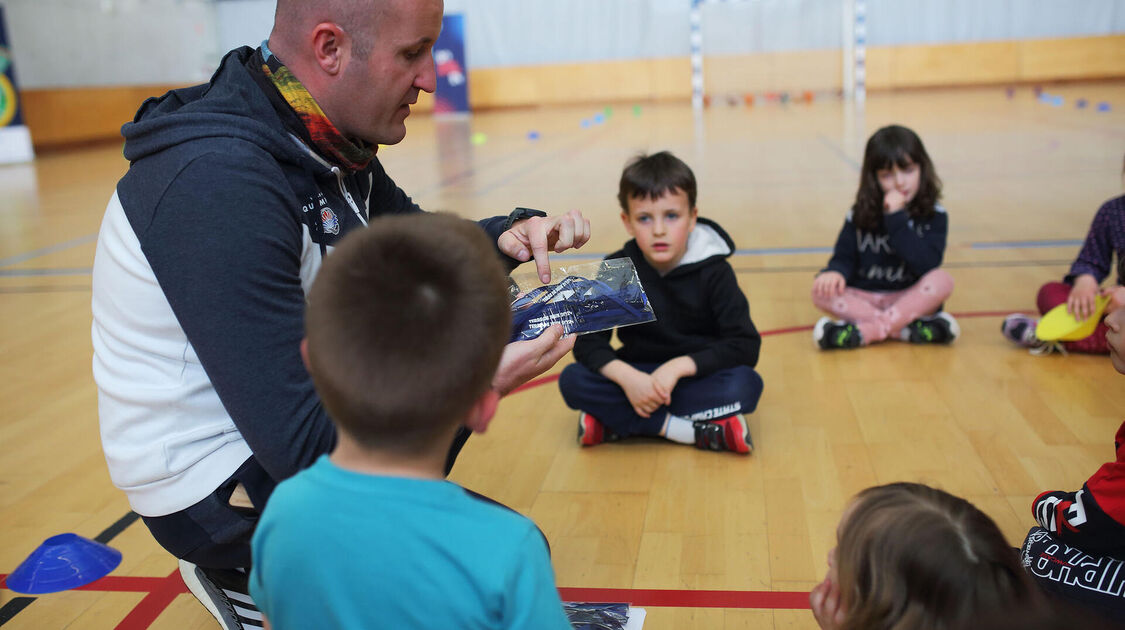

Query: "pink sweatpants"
(1036, 281), (1109, 354)
(811, 269), (955, 344)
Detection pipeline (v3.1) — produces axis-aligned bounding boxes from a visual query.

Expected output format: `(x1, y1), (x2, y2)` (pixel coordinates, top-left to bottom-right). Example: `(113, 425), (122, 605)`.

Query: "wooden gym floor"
(2, 81), (1124, 629)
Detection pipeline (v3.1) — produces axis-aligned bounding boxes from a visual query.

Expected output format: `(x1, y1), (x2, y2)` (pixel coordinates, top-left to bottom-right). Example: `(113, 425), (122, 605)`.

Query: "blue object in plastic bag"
(563, 602), (630, 630)
(508, 258), (655, 343)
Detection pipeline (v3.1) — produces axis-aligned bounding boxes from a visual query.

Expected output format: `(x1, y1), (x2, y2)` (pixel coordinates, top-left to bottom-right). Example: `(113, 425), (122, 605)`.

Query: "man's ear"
(310, 22), (348, 76)
(300, 338), (310, 371)
(464, 389), (501, 434)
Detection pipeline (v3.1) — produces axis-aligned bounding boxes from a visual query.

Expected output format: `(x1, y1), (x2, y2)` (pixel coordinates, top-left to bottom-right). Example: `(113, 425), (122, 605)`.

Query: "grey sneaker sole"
(178, 559), (263, 629)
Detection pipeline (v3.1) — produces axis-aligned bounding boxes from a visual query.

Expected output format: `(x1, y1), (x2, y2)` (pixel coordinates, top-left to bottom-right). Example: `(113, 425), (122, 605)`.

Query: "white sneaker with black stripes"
(178, 559), (264, 629)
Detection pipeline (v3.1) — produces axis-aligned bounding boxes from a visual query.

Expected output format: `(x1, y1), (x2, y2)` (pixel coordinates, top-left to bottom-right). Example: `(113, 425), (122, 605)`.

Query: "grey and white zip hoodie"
(92, 46), (513, 517)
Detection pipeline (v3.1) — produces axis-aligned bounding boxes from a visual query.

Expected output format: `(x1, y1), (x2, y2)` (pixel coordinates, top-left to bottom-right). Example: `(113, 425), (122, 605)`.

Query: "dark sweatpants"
(558, 362), (764, 437)
(1020, 526), (1125, 623)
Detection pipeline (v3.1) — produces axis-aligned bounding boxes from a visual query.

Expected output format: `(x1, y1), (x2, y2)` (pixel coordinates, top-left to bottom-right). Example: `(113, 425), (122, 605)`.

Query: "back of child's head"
(618, 151), (697, 213)
(837, 482), (1039, 630)
(304, 213), (510, 454)
(854, 125), (943, 231)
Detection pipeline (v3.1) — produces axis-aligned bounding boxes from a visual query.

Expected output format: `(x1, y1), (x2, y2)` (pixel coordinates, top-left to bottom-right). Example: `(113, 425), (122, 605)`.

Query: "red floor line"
(761, 324), (813, 337)
(509, 372), (560, 394)
(513, 309), (1023, 393)
(0, 573), (182, 594)
(73, 575), (184, 593)
(113, 570), (188, 630)
(557, 587), (811, 610)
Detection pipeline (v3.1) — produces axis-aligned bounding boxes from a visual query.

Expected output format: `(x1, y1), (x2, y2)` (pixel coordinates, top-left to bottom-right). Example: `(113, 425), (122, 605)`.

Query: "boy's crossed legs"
(558, 362), (763, 454)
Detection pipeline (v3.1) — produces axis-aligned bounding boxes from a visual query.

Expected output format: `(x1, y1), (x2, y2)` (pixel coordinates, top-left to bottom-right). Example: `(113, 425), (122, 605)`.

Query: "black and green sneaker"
(813, 316), (863, 349)
(904, 312), (960, 344)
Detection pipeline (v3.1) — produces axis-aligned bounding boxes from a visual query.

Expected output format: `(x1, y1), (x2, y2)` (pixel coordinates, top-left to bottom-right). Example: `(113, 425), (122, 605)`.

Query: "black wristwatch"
(503, 207), (548, 231)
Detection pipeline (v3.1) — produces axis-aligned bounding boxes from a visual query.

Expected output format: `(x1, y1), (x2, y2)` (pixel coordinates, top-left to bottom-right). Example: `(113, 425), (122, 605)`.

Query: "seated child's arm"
(821, 215), (858, 284)
(883, 208), (947, 277)
(574, 329), (670, 417)
(572, 328), (617, 373)
(651, 355), (697, 397)
(1066, 198), (1118, 287)
(1032, 483), (1125, 556)
(689, 264), (761, 376)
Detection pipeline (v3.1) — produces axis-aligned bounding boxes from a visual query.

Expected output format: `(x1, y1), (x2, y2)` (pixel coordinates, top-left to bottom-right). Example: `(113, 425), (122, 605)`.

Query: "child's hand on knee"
(813, 272), (846, 299)
(1068, 274), (1100, 320)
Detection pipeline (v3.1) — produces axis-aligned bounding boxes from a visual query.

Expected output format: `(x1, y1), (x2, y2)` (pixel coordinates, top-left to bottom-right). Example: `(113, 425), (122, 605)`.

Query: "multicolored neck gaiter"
(261, 61), (375, 171)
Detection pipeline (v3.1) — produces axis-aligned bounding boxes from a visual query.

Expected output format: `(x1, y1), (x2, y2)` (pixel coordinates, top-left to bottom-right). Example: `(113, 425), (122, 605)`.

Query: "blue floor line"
(0, 234), (97, 268)
(0, 267), (93, 277)
(970, 239), (1083, 249)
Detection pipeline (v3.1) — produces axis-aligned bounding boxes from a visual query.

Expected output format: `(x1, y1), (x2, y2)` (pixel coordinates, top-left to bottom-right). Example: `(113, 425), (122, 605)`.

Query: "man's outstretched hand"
(498, 209), (591, 283)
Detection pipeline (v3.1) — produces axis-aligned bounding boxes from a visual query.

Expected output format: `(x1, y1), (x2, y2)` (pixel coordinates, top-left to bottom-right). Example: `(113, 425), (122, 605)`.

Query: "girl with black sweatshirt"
(811, 125), (958, 349)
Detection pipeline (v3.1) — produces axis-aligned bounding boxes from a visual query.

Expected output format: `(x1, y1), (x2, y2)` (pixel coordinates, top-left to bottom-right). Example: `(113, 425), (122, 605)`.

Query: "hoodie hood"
(122, 46), (309, 169)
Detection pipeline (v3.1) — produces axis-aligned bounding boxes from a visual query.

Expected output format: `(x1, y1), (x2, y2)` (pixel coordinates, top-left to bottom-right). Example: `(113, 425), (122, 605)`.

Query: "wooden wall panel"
(18, 35), (1125, 148)
(877, 40), (1021, 88)
(21, 85), (186, 148)
(1019, 35), (1125, 81)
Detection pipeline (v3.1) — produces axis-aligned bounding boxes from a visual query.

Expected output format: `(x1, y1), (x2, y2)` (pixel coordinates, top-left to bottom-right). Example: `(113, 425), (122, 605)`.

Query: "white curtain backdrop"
(2, 0), (1123, 88)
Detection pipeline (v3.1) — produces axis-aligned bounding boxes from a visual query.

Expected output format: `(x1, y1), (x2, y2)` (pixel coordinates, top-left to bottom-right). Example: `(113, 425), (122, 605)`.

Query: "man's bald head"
(272, 0), (386, 58)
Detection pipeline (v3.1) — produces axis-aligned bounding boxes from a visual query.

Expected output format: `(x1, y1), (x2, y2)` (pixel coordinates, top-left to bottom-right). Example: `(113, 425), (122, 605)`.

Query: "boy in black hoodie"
(558, 152), (763, 454)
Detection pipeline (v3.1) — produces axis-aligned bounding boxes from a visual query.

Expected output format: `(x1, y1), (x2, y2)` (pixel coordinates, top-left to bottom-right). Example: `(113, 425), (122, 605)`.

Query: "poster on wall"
(433, 14), (469, 115)
(0, 4), (34, 164)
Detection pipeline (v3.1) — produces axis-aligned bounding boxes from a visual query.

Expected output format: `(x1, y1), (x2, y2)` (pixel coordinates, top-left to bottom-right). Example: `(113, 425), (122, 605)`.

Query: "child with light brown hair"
(811, 482), (1043, 630)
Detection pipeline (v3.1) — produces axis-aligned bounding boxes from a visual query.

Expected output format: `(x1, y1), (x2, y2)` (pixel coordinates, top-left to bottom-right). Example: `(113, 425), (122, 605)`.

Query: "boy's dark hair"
(853, 125), (943, 232)
(837, 483), (1041, 630)
(618, 151), (697, 213)
(304, 213), (510, 454)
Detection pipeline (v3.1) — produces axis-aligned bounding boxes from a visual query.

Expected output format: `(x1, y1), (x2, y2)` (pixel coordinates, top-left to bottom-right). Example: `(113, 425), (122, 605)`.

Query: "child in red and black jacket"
(1020, 305), (1125, 621)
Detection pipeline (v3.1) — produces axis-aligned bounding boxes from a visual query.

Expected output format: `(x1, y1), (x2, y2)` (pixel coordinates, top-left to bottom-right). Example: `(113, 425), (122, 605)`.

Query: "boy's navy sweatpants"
(558, 362), (763, 437)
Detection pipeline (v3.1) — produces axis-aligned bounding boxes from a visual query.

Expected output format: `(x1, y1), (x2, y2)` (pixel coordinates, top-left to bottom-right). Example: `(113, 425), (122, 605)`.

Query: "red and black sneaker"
(577, 412), (619, 447)
(693, 414), (753, 454)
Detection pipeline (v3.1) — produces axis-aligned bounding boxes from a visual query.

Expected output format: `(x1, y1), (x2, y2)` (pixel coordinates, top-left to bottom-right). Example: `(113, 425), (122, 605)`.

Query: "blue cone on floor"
(6, 533), (122, 594)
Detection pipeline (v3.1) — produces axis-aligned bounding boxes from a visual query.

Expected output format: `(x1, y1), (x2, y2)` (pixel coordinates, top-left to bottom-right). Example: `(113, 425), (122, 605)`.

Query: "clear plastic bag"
(562, 602), (630, 630)
(508, 257), (656, 343)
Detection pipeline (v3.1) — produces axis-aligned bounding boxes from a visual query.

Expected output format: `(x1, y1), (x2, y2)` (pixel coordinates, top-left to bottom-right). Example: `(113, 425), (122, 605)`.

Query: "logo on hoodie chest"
(303, 193), (340, 236)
